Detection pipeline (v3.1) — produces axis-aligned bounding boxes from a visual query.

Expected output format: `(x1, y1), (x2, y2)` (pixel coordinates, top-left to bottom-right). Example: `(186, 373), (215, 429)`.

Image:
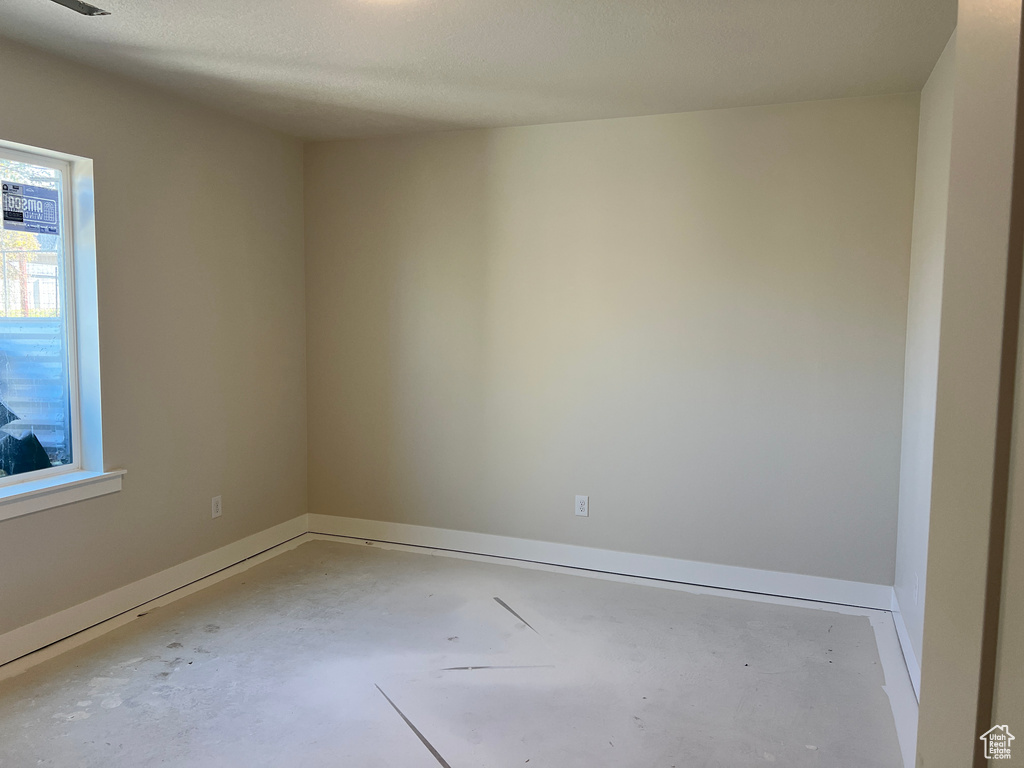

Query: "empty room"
(0, 0), (1022, 766)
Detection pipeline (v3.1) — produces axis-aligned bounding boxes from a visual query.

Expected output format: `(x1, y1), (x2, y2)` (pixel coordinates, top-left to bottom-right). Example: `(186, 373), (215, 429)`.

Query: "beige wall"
(917, 0), (1022, 763)
(305, 94), (919, 585)
(894, 32), (955, 667)
(0, 40), (307, 635)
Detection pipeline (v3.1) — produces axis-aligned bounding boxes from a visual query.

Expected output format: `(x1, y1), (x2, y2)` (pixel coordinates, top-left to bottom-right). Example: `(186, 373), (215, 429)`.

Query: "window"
(0, 140), (121, 519)
(0, 150), (77, 481)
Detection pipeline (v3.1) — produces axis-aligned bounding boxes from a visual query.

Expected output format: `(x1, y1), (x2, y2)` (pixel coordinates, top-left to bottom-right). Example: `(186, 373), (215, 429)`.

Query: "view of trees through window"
(0, 155), (73, 477)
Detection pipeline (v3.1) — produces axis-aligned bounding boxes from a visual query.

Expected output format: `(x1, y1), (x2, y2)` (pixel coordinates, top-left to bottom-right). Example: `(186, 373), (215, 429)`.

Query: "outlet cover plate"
(575, 495), (589, 517)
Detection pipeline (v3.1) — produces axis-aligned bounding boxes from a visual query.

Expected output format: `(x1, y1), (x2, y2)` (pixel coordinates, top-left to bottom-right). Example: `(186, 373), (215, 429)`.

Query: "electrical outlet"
(575, 495), (589, 517)
(211, 495), (222, 519)
(913, 573), (919, 605)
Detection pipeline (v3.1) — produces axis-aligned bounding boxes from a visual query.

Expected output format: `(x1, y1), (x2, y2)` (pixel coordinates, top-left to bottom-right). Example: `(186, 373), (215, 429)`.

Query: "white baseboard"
(307, 514), (893, 610)
(890, 590), (922, 701)
(0, 512), (901, 682)
(0, 514), (309, 673)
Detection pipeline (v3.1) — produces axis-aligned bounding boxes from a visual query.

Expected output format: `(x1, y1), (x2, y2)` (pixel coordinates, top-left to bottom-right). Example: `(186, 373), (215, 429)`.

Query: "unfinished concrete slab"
(0, 539), (904, 767)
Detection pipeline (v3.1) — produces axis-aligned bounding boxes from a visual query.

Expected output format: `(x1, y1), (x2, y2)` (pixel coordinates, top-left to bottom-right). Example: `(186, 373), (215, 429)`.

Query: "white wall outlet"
(575, 495), (589, 517)
(211, 495), (222, 519)
(913, 573), (919, 605)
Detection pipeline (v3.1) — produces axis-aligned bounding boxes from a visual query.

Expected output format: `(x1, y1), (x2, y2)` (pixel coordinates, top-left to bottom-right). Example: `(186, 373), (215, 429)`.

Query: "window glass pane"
(0, 156), (73, 477)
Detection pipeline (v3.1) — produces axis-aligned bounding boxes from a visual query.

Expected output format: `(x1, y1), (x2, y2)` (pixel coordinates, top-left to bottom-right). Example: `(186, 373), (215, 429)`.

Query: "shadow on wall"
(305, 96), (918, 586)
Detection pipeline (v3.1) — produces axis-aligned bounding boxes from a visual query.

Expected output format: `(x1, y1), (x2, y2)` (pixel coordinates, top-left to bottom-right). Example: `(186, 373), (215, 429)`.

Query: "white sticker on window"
(1, 180), (59, 236)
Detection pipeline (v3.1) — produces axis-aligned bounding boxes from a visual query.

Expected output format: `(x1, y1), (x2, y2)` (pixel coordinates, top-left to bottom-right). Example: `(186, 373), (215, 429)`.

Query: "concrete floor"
(0, 539), (905, 767)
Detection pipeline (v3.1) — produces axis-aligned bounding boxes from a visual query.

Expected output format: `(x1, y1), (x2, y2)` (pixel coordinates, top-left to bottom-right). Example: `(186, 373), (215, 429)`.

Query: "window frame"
(0, 144), (82, 487)
(0, 138), (123, 520)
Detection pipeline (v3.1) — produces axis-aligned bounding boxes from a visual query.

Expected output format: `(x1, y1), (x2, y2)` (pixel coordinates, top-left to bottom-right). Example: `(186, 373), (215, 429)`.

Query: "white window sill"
(0, 469), (125, 523)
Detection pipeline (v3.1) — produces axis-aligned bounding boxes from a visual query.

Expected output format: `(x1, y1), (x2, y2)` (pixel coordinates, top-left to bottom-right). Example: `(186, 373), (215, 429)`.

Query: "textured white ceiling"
(0, 0), (956, 140)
